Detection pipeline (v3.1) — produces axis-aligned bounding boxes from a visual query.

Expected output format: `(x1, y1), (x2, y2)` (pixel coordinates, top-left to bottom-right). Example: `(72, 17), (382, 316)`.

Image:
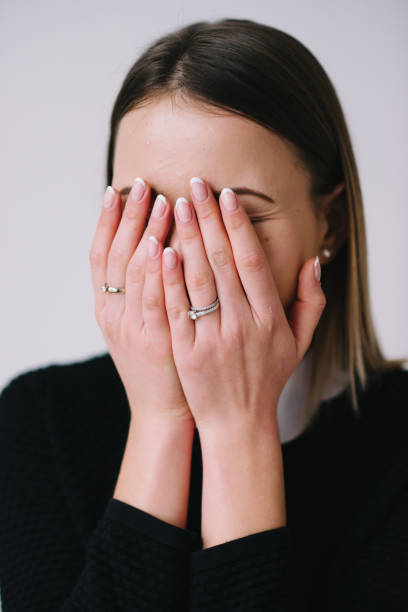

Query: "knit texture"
(0, 354), (407, 611)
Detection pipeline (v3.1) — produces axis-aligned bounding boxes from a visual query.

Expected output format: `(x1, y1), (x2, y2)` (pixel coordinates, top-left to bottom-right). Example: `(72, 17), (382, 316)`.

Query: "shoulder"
(0, 353), (130, 514)
(324, 366), (408, 429)
(365, 365), (408, 399)
(319, 367), (408, 488)
(339, 366), (408, 485)
(1, 352), (117, 402)
(356, 366), (408, 431)
(0, 352), (128, 435)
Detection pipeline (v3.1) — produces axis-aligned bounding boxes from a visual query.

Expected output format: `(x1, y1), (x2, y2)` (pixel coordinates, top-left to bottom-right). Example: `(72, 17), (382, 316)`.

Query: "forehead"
(113, 95), (303, 195)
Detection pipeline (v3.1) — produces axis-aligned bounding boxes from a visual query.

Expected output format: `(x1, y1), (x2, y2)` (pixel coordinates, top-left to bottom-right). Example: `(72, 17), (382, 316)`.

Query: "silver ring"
(100, 283), (126, 294)
(188, 297), (220, 320)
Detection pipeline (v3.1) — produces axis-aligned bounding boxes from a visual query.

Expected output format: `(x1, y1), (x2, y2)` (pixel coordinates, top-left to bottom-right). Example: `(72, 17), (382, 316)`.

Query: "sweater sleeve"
(188, 472), (408, 611)
(0, 372), (200, 612)
(188, 525), (305, 611)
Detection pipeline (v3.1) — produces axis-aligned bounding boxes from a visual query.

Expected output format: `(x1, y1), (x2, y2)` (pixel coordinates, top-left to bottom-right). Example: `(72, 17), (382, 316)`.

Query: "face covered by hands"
(112, 95), (344, 433)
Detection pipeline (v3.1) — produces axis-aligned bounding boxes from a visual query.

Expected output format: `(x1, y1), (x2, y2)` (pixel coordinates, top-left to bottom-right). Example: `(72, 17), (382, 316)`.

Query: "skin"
(112, 94), (344, 316)
(96, 92), (346, 545)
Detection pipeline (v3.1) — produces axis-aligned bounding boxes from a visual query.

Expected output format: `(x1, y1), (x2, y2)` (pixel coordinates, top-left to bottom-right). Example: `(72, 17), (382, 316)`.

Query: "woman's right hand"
(89, 178), (194, 428)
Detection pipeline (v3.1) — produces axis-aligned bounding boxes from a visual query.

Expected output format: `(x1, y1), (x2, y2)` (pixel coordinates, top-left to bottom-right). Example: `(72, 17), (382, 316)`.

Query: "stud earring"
(322, 248), (331, 259)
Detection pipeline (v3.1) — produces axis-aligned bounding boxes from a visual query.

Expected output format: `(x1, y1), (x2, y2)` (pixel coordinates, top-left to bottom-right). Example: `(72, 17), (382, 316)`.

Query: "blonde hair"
(305, 128), (407, 423)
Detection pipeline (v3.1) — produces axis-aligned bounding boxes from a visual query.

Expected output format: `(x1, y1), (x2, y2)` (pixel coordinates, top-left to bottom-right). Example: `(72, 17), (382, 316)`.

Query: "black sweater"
(0, 353), (407, 611)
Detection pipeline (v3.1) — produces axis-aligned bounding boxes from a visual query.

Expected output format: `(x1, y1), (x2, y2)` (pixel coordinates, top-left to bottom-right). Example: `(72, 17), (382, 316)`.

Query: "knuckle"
(189, 269), (213, 293)
(145, 252), (161, 273)
(123, 201), (143, 221)
(180, 229), (198, 244)
(166, 303), (185, 322)
(226, 323), (246, 349)
(143, 293), (162, 311)
(126, 260), (145, 284)
(109, 248), (128, 269)
(164, 273), (180, 288)
(89, 248), (104, 267)
(210, 249), (231, 270)
(199, 206), (218, 221)
(229, 213), (246, 231)
(192, 338), (219, 366)
(99, 214), (113, 228)
(237, 250), (265, 272)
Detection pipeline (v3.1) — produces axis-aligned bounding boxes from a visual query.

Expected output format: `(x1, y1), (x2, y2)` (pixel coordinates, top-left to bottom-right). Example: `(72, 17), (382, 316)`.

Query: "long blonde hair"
(306, 132), (407, 423)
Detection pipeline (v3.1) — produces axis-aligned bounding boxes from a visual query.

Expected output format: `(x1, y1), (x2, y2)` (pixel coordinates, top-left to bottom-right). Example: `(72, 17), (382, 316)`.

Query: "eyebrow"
(118, 185), (275, 206)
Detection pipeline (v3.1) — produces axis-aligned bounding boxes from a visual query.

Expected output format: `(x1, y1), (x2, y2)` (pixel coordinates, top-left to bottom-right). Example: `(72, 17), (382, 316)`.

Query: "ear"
(318, 181), (348, 261)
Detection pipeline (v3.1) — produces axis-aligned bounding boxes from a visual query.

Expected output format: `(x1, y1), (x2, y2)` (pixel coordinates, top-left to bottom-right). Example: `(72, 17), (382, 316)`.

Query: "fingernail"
(148, 235), (159, 257)
(163, 247), (177, 269)
(314, 256), (321, 282)
(190, 177), (208, 202)
(175, 197), (193, 223)
(103, 186), (115, 209)
(221, 187), (237, 211)
(130, 177), (146, 202)
(152, 194), (167, 218)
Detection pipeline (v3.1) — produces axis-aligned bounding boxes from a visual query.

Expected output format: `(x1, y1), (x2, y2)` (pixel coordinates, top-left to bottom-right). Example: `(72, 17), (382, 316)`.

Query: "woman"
(1, 18), (407, 611)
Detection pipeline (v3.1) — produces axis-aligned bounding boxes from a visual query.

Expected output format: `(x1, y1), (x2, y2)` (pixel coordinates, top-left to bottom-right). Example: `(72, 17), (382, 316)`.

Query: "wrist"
(129, 412), (195, 436)
(198, 413), (279, 444)
(198, 415), (286, 547)
(115, 414), (195, 529)
(199, 417), (282, 475)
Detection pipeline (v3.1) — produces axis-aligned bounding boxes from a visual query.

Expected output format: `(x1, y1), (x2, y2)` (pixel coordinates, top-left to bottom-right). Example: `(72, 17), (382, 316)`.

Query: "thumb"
(286, 256), (326, 362)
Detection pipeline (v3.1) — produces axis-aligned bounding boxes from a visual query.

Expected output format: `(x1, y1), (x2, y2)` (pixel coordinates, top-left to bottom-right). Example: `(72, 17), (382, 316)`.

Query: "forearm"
(113, 416), (195, 529)
(199, 417), (287, 549)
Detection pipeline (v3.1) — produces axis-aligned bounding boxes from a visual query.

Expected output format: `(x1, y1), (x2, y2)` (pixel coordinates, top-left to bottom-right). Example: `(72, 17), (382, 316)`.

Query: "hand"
(89, 179), (194, 428)
(159, 178), (326, 433)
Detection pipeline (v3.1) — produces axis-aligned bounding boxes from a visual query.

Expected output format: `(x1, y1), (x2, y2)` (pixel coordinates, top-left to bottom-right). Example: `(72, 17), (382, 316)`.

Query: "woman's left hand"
(158, 177), (326, 433)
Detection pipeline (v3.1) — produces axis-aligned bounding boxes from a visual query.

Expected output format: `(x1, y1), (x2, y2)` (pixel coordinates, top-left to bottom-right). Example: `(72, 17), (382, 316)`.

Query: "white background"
(1, 0), (407, 391)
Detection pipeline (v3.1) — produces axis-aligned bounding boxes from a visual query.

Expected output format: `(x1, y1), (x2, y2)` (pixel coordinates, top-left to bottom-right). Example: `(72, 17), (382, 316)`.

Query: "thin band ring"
(188, 297), (220, 320)
(100, 283), (126, 294)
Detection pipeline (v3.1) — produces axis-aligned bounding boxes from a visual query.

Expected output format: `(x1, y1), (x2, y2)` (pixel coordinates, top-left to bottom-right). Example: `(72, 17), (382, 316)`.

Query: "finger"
(142, 235), (170, 338)
(105, 177), (151, 319)
(173, 195), (219, 335)
(125, 193), (172, 322)
(189, 177), (248, 322)
(89, 186), (122, 316)
(286, 256), (327, 362)
(218, 187), (283, 327)
(162, 245), (195, 348)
